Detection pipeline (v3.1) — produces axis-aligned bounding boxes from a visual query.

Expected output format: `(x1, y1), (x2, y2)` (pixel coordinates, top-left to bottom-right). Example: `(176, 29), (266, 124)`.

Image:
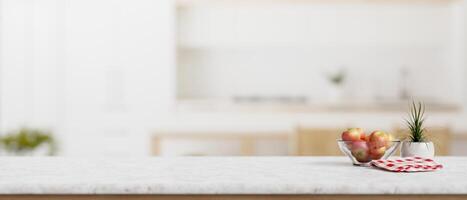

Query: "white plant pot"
(401, 141), (435, 158)
(328, 85), (343, 103)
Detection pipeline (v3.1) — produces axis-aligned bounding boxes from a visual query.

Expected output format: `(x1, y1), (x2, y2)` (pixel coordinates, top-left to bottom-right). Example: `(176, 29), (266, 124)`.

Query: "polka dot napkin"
(370, 157), (443, 172)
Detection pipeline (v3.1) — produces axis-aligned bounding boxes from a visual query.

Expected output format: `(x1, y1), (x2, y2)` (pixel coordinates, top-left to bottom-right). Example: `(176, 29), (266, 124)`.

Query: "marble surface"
(0, 156), (465, 195)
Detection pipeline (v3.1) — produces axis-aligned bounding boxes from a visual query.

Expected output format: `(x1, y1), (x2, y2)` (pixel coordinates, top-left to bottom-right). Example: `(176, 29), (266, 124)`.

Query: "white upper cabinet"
(178, 2), (455, 47)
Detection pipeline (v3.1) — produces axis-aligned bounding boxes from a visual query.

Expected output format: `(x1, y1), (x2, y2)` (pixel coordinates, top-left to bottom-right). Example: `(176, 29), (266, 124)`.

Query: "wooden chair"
(291, 127), (343, 156)
(392, 126), (451, 156)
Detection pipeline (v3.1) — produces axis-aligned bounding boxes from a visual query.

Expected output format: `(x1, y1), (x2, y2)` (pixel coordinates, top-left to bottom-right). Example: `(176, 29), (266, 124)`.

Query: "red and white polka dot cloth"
(370, 157), (443, 172)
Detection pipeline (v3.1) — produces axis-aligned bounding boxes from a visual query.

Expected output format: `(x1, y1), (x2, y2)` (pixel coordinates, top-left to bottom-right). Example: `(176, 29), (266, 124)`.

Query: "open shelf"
(176, 0), (461, 7)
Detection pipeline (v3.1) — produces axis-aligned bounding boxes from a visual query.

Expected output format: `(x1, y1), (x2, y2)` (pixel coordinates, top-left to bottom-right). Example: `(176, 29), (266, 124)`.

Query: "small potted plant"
(0, 128), (56, 156)
(326, 68), (346, 103)
(401, 101), (435, 158)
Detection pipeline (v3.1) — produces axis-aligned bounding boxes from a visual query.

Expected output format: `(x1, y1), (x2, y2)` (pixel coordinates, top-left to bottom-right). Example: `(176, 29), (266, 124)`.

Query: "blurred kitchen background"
(0, 0), (466, 156)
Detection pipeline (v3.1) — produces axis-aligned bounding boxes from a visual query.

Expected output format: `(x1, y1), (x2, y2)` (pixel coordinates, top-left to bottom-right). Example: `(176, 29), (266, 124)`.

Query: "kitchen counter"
(176, 99), (461, 113)
(0, 157), (466, 199)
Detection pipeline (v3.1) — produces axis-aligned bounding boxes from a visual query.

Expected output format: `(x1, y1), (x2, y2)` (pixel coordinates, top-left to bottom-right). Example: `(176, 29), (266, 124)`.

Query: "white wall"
(0, 0), (176, 156)
(0, 0), (60, 131)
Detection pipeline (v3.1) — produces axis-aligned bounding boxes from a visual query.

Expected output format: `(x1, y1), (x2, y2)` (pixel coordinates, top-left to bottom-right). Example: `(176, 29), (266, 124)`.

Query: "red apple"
(351, 141), (371, 163)
(385, 134), (394, 148)
(342, 128), (365, 141)
(369, 145), (386, 160)
(360, 133), (369, 142)
(368, 130), (389, 148)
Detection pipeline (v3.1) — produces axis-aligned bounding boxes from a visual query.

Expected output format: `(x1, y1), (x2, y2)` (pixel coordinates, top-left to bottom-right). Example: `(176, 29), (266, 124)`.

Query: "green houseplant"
(0, 128), (56, 156)
(326, 68), (346, 103)
(401, 101), (435, 158)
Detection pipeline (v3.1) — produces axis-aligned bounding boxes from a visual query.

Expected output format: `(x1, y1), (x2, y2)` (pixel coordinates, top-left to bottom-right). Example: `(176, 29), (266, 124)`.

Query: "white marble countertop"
(0, 157), (465, 195)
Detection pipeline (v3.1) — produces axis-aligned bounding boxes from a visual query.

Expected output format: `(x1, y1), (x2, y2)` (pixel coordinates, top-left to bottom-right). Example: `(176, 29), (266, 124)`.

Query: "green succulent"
(328, 69), (346, 86)
(406, 101), (426, 142)
(0, 128), (56, 155)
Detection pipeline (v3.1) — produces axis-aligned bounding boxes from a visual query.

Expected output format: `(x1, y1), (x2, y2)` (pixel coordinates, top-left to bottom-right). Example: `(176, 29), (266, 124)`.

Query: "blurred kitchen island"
(152, 99), (462, 156)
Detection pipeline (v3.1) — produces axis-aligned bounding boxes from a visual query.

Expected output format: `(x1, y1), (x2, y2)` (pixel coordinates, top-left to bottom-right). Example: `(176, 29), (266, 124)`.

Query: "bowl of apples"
(337, 128), (400, 166)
